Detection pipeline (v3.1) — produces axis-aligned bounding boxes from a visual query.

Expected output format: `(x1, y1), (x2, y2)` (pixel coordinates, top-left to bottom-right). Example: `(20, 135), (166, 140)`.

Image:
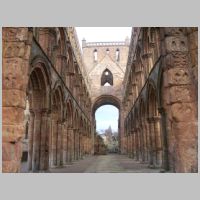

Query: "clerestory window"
(94, 49), (97, 61)
(116, 49), (120, 61)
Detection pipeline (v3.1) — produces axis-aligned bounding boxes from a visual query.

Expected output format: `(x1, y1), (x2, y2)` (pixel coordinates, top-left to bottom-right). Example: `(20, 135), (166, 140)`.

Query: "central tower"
(82, 38), (130, 105)
(82, 38), (130, 152)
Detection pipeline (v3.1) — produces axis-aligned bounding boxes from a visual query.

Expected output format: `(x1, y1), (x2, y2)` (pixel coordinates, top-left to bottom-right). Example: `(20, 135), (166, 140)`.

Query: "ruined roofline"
(83, 41), (129, 47)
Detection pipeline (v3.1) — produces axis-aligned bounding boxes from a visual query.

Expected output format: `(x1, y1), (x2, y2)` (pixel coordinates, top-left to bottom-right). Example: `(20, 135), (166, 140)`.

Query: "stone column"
(50, 113), (58, 167)
(158, 107), (169, 172)
(140, 124), (145, 163)
(62, 122), (68, 165)
(153, 115), (162, 167)
(45, 111), (51, 171)
(131, 130), (135, 159)
(56, 122), (62, 166)
(130, 134), (133, 158)
(66, 128), (72, 163)
(27, 111), (35, 171)
(162, 28), (198, 172)
(142, 119), (148, 162)
(126, 135), (129, 157)
(135, 129), (139, 161)
(2, 27), (33, 172)
(138, 128), (142, 161)
(144, 120), (150, 162)
(39, 110), (49, 171)
(80, 133), (84, 159)
(74, 129), (79, 160)
(32, 110), (42, 172)
(59, 122), (65, 166)
(67, 128), (73, 163)
(147, 117), (155, 168)
(133, 129), (136, 159)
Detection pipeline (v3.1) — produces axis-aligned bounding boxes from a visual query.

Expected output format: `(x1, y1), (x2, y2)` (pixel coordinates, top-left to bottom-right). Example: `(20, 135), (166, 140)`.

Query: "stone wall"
(2, 27), (93, 172)
(121, 27), (198, 172)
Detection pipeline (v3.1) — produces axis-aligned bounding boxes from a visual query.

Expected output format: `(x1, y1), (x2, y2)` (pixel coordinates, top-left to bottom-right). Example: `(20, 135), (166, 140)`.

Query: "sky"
(76, 27), (131, 133)
(95, 105), (119, 133)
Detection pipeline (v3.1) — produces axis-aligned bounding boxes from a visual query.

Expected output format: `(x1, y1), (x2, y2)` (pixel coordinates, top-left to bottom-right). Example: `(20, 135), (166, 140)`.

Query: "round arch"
(92, 95), (121, 117)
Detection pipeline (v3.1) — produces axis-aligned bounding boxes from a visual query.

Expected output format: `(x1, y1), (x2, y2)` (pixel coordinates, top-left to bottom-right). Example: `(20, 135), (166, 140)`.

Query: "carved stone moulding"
(164, 52), (189, 70)
(164, 28), (187, 36)
(165, 36), (188, 53)
(3, 28), (29, 42)
(163, 67), (191, 87)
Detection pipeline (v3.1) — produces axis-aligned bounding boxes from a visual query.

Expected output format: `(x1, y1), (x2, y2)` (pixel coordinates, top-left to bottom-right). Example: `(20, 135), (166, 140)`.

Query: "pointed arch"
(66, 98), (74, 128)
(101, 68), (113, 86)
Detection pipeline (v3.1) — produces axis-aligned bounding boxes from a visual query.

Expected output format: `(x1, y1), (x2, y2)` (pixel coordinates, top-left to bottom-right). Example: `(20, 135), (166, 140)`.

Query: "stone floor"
(49, 154), (160, 173)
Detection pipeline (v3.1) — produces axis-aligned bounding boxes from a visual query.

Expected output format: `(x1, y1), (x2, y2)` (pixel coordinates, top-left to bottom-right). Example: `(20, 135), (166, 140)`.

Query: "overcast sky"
(76, 27), (131, 133)
(95, 105), (119, 133)
(76, 27), (132, 48)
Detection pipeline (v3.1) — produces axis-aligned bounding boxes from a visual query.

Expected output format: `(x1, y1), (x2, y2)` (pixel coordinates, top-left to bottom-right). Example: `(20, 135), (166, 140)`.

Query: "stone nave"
(2, 27), (198, 173)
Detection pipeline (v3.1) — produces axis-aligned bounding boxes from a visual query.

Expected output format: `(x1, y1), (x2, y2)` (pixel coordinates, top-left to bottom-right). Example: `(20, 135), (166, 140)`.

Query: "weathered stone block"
(164, 52), (188, 69)
(168, 86), (195, 104)
(2, 28), (28, 42)
(2, 142), (22, 162)
(171, 103), (196, 122)
(4, 42), (26, 58)
(3, 107), (25, 124)
(3, 89), (26, 108)
(164, 68), (191, 87)
(164, 28), (186, 36)
(165, 36), (188, 53)
(172, 121), (197, 141)
(2, 160), (21, 173)
(2, 124), (25, 142)
(2, 66), (28, 90)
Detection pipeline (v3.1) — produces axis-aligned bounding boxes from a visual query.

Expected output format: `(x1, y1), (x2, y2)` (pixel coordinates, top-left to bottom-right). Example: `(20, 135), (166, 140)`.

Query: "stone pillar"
(131, 130), (135, 159)
(130, 134), (133, 158)
(2, 27), (33, 172)
(74, 129), (79, 160)
(126, 135), (129, 157)
(142, 120), (148, 162)
(162, 28), (198, 172)
(135, 129), (138, 160)
(158, 107), (169, 172)
(133, 130), (136, 159)
(56, 122), (62, 166)
(66, 128), (72, 163)
(153, 115), (162, 167)
(144, 120), (150, 162)
(50, 113), (58, 167)
(80, 133), (84, 159)
(27, 111), (35, 171)
(62, 122), (68, 165)
(147, 117), (155, 168)
(39, 110), (49, 171)
(59, 122), (65, 166)
(139, 124), (145, 163)
(32, 110), (42, 172)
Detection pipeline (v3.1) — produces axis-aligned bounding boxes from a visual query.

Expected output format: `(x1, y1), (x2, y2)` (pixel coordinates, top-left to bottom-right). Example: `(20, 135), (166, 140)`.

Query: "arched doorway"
(92, 95), (121, 154)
